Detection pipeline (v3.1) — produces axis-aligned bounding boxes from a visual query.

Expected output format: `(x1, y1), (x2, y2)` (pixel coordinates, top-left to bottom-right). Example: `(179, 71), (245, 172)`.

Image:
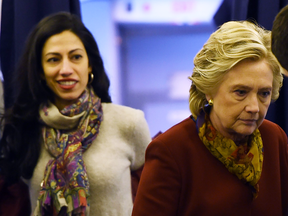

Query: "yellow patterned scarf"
(197, 116), (263, 199)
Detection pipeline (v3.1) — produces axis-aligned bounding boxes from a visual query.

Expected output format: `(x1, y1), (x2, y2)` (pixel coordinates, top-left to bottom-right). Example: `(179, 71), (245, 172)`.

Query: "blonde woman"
(132, 21), (288, 216)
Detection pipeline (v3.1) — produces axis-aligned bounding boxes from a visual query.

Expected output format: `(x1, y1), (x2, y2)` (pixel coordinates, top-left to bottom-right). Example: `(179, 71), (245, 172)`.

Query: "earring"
(208, 99), (213, 106)
(88, 73), (94, 85)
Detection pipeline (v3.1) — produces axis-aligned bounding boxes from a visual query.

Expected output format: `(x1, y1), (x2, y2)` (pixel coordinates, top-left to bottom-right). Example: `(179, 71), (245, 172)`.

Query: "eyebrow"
(44, 48), (84, 57)
(231, 84), (272, 91)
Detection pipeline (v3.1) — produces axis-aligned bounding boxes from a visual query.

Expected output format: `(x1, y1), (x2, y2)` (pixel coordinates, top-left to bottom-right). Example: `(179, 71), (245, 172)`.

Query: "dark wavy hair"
(0, 12), (111, 182)
(272, 4), (288, 71)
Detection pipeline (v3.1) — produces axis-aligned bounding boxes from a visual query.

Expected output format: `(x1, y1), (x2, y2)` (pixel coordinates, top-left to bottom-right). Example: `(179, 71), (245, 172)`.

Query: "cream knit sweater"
(25, 103), (151, 216)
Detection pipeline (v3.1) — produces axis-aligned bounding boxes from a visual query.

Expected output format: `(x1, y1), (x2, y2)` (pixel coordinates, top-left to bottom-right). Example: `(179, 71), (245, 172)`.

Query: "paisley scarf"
(34, 88), (103, 216)
(196, 111), (263, 199)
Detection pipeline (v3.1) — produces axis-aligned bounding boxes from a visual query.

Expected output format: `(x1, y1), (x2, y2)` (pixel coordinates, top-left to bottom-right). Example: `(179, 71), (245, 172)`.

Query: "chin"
(61, 94), (82, 101)
(237, 128), (257, 136)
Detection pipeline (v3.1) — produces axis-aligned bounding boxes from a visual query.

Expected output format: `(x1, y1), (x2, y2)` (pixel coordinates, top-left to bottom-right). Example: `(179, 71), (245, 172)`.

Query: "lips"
(57, 79), (78, 89)
(58, 80), (77, 86)
(240, 119), (257, 124)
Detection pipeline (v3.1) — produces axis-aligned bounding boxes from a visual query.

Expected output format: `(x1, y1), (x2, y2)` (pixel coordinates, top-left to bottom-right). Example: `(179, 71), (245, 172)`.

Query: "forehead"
(221, 59), (273, 88)
(42, 30), (85, 52)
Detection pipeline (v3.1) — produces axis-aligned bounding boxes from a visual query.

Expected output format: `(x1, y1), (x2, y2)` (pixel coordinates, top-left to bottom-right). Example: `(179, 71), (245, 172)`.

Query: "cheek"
(214, 100), (239, 117)
(212, 105), (237, 127)
(221, 113), (237, 127)
(259, 103), (270, 117)
(45, 79), (56, 93)
(217, 106), (242, 127)
(43, 73), (53, 84)
(42, 72), (56, 90)
(85, 74), (89, 84)
(82, 75), (89, 88)
(42, 66), (56, 80)
(83, 69), (91, 85)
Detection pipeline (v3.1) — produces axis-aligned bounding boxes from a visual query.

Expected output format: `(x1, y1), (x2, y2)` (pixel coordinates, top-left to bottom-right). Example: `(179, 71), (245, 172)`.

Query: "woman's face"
(41, 30), (91, 110)
(207, 59), (273, 141)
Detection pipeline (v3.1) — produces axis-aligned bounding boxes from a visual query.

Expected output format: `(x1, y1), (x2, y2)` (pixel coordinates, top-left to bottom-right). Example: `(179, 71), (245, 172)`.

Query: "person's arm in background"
(277, 125), (288, 214)
(129, 109), (151, 202)
(131, 131), (162, 202)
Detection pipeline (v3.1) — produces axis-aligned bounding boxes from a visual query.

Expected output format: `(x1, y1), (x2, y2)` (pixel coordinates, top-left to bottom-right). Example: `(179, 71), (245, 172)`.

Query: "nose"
(59, 58), (73, 76)
(245, 94), (260, 113)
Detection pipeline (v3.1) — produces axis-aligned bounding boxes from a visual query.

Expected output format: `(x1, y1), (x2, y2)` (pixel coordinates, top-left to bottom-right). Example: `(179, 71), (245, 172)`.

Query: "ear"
(205, 94), (211, 102)
(88, 66), (92, 74)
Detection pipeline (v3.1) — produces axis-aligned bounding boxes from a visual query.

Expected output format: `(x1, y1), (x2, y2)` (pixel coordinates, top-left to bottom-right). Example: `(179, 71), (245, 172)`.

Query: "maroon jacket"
(132, 118), (288, 216)
(0, 177), (30, 216)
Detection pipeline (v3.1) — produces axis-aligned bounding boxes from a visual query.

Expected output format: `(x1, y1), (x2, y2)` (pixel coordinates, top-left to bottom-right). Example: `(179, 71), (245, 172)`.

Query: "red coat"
(132, 118), (288, 216)
(0, 178), (30, 216)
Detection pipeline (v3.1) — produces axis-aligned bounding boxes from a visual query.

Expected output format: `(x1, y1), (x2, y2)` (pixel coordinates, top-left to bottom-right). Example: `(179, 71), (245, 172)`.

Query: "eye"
(72, 54), (82, 60)
(47, 57), (59, 63)
(234, 89), (247, 96)
(259, 90), (271, 98)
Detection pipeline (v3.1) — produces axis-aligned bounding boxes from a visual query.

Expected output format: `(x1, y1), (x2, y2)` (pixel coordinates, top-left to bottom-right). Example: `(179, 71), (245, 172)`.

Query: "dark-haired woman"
(0, 12), (151, 216)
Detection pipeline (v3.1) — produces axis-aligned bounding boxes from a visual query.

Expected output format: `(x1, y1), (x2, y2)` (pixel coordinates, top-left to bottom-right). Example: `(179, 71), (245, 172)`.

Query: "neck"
(233, 134), (249, 146)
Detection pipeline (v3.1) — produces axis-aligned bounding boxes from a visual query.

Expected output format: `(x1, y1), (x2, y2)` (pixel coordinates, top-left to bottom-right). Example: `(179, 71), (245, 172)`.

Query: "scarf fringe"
(34, 188), (90, 216)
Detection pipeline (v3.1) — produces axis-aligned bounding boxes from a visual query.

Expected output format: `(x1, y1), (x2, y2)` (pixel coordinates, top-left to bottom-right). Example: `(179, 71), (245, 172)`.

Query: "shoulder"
(155, 116), (197, 144)
(259, 119), (287, 138)
(148, 116), (198, 155)
(101, 102), (150, 143)
(259, 119), (287, 148)
(102, 103), (145, 121)
(144, 116), (204, 172)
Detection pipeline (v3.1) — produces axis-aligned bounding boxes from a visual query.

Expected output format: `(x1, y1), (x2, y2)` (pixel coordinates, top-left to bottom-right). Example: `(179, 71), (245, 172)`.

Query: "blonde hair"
(189, 20), (283, 119)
